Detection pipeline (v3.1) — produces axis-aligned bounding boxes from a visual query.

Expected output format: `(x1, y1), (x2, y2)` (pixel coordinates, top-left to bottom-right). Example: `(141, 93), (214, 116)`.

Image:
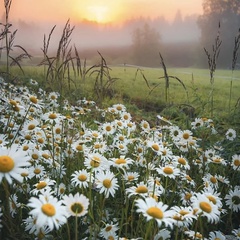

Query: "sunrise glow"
(1, 0), (203, 25)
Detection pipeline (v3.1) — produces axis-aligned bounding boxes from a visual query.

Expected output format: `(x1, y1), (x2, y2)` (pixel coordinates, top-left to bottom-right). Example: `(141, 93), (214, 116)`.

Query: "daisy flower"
(101, 122), (116, 135)
(225, 187), (240, 212)
(28, 192), (67, 231)
(135, 197), (175, 228)
(31, 178), (56, 195)
(0, 145), (30, 184)
(111, 156), (133, 170)
(173, 155), (190, 170)
(112, 103), (126, 113)
(225, 128), (236, 141)
(156, 165), (180, 179)
(126, 182), (150, 198)
(154, 229), (171, 240)
(71, 169), (90, 189)
(84, 153), (109, 172)
(99, 222), (119, 239)
(208, 231), (226, 240)
(191, 192), (220, 223)
(232, 227), (240, 239)
(171, 206), (196, 228)
(231, 154), (240, 171)
(191, 117), (204, 129)
(62, 193), (89, 217)
(9, 193), (21, 217)
(95, 170), (119, 198)
(140, 120), (151, 133)
(123, 171), (140, 184)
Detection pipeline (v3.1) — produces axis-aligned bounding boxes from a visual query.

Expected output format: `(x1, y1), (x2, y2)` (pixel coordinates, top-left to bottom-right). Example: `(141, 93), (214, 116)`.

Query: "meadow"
(1, 1), (240, 238)
(0, 62), (240, 239)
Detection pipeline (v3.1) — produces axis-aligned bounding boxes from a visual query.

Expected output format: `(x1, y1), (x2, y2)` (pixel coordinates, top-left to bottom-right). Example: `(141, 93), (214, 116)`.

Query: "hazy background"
(0, 0), (239, 68)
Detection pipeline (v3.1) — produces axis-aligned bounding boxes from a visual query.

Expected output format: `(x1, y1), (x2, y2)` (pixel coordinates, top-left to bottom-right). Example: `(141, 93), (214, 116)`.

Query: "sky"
(1, 0), (203, 25)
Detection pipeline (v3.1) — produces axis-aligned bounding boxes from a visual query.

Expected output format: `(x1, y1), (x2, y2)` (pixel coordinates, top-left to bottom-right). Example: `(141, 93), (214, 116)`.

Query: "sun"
(73, 2), (123, 25)
(87, 5), (109, 23)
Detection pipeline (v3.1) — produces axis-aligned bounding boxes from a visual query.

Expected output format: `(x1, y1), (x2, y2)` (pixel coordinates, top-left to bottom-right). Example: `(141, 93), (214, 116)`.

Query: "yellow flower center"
(34, 168), (41, 174)
(183, 132), (190, 139)
(41, 203), (56, 216)
(179, 210), (189, 216)
(163, 167), (173, 174)
(152, 144), (159, 151)
(32, 154), (39, 160)
(76, 145), (83, 151)
(210, 176), (217, 184)
(105, 126), (112, 132)
(207, 196), (217, 204)
(136, 185), (148, 193)
(55, 128), (61, 134)
(92, 132), (99, 138)
(143, 123), (149, 129)
(78, 174), (87, 181)
(28, 124), (36, 130)
(42, 153), (49, 159)
(115, 158), (126, 165)
(0, 155), (15, 173)
(71, 203), (83, 214)
(90, 157), (100, 167)
(233, 159), (240, 166)
(36, 182), (47, 190)
(186, 175), (192, 181)
(119, 136), (124, 141)
(23, 145), (29, 151)
(178, 157), (186, 165)
(103, 179), (112, 188)
(184, 193), (192, 201)
(128, 176), (135, 181)
(49, 113), (57, 119)
(199, 201), (212, 213)
(9, 99), (17, 106)
(146, 207), (163, 219)
(29, 96), (38, 104)
(105, 226), (112, 232)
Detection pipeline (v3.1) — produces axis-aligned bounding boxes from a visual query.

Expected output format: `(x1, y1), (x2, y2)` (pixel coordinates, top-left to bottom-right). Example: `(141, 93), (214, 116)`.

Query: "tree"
(198, 0), (240, 68)
(131, 23), (161, 66)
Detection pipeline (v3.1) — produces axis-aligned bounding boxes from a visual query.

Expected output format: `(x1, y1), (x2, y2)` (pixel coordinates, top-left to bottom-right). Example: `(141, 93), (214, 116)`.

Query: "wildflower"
(225, 187), (240, 212)
(173, 155), (190, 170)
(55, 183), (66, 196)
(31, 178), (56, 195)
(99, 222), (119, 239)
(9, 193), (21, 217)
(28, 192), (67, 231)
(225, 128), (236, 141)
(140, 120), (151, 132)
(111, 156), (133, 170)
(123, 171), (139, 184)
(153, 229), (171, 240)
(208, 231), (226, 240)
(191, 118), (204, 129)
(156, 165), (180, 179)
(84, 153), (109, 172)
(71, 169), (90, 188)
(102, 122), (116, 135)
(180, 129), (193, 143)
(0, 145), (30, 184)
(171, 206), (196, 228)
(191, 193), (220, 223)
(121, 112), (132, 122)
(28, 164), (46, 179)
(135, 197), (175, 228)
(231, 154), (240, 171)
(185, 230), (207, 240)
(112, 103), (126, 113)
(62, 193), (89, 217)
(29, 79), (38, 86)
(169, 125), (181, 141)
(126, 182), (150, 198)
(232, 227), (240, 239)
(95, 170), (119, 198)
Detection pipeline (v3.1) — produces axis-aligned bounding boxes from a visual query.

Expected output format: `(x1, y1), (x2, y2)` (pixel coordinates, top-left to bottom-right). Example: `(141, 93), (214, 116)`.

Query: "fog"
(11, 12), (200, 55)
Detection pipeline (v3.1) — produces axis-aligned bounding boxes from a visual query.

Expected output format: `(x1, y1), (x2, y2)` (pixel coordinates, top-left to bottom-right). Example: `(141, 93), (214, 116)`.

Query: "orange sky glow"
(1, 0), (203, 25)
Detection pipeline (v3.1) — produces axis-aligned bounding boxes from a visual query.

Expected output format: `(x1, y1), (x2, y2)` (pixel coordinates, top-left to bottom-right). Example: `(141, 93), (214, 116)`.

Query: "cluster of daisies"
(0, 77), (240, 240)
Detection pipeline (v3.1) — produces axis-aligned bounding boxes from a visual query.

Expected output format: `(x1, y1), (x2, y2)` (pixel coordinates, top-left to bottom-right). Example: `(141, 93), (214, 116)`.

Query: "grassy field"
(15, 64), (240, 129)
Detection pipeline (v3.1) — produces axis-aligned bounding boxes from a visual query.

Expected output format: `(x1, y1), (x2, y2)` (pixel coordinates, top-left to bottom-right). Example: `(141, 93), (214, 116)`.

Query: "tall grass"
(204, 23), (222, 118)
(0, 0), (31, 82)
